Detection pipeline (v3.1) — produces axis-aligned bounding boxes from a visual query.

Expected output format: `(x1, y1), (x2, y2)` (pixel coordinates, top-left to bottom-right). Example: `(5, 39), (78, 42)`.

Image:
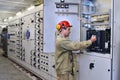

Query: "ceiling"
(0, 0), (43, 22)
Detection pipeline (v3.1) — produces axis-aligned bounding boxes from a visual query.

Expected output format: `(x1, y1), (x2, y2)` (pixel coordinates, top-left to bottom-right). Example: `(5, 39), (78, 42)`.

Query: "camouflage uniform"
(55, 34), (92, 80)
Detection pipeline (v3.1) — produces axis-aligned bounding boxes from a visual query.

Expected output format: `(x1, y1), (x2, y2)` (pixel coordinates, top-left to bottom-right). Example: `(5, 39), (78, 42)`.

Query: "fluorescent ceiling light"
(9, 16), (13, 20)
(4, 19), (7, 22)
(27, 5), (35, 11)
(16, 12), (22, 16)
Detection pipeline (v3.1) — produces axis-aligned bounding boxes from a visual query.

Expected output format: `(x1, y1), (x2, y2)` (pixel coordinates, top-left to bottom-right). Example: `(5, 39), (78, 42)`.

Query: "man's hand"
(90, 35), (97, 42)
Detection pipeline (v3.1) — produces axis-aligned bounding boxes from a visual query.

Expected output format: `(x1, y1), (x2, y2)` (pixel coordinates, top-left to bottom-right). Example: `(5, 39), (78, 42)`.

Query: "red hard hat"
(56, 20), (72, 31)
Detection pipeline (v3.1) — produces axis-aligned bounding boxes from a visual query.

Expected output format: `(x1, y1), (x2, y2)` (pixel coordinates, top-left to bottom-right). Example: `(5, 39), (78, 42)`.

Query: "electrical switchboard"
(44, 0), (120, 80)
(8, 4), (57, 80)
(7, 0), (120, 80)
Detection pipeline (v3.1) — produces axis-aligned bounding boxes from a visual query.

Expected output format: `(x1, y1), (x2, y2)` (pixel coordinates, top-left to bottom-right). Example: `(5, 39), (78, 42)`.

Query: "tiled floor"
(0, 49), (34, 80)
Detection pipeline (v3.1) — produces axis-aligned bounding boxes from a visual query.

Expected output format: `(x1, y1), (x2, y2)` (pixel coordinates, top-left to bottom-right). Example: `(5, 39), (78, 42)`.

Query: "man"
(55, 20), (96, 80)
(1, 28), (8, 57)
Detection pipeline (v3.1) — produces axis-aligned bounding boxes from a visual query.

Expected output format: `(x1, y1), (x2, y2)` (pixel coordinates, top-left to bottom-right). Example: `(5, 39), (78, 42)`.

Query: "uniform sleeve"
(60, 39), (92, 51)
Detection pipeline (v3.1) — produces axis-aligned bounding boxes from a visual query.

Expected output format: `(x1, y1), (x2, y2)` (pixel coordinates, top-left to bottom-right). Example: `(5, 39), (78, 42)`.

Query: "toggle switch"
(38, 30), (40, 33)
(46, 56), (48, 59)
(38, 36), (39, 39)
(37, 42), (40, 45)
(36, 12), (40, 17)
(38, 54), (40, 57)
(31, 20), (34, 23)
(37, 13), (40, 16)
(46, 69), (48, 72)
(37, 48), (39, 51)
(38, 65), (40, 69)
(37, 18), (40, 22)
(46, 63), (48, 65)
(33, 57), (36, 61)
(33, 63), (36, 67)
(38, 59), (40, 63)
(37, 25), (40, 28)
(36, 24), (40, 28)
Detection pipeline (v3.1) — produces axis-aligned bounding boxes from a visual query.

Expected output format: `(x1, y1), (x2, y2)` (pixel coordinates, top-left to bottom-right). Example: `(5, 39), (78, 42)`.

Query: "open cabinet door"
(79, 0), (112, 80)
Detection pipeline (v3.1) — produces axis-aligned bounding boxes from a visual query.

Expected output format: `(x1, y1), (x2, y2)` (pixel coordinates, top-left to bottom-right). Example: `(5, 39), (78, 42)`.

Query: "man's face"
(62, 27), (71, 37)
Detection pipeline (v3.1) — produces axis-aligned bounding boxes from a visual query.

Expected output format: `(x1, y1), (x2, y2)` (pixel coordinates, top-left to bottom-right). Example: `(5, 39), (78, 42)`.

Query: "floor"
(0, 48), (37, 80)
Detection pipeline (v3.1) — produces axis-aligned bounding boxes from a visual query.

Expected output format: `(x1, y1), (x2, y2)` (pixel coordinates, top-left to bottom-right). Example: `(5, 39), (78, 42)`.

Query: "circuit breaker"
(86, 29), (110, 53)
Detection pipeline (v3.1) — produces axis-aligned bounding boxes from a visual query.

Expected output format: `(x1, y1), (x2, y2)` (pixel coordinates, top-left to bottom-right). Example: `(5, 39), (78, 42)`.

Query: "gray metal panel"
(79, 54), (111, 80)
(112, 0), (120, 80)
(79, 0), (112, 80)
(44, 0), (80, 53)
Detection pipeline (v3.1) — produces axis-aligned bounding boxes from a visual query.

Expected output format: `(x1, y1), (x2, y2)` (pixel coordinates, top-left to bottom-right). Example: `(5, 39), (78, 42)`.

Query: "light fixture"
(9, 16), (13, 20)
(4, 19), (7, 22)
(27, 5), (35, 11)
(60, 0), (65, 3)
(16, 12), (22, 16)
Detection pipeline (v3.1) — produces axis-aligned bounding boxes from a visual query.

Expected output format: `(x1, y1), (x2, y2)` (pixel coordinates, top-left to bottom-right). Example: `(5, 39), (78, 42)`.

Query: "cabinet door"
(78, 54), (111, 80)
